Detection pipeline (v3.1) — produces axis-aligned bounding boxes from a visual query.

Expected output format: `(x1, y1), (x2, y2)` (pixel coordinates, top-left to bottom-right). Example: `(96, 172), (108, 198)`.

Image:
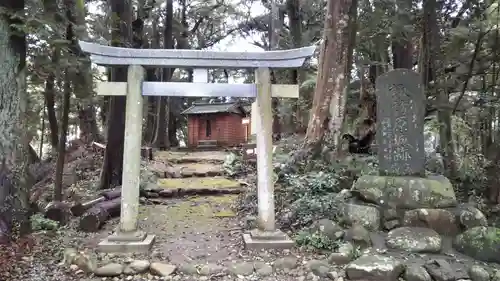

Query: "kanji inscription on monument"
(376, 69), (425, 177)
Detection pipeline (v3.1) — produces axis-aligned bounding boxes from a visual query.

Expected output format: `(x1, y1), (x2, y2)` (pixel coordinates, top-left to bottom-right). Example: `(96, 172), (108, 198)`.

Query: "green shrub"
(31, 213), (59, 231)
(295, 230), (338, 251)
(273, 156), (377, 230)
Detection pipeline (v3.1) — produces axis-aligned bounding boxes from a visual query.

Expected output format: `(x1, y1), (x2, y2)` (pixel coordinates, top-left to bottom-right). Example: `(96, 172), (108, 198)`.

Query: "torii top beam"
(78, 41), (316, 69)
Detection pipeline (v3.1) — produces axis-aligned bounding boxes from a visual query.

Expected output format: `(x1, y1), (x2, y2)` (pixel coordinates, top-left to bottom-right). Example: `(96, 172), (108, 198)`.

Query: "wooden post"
(120, 64), (144, 233)
(255, 67), (275, 231)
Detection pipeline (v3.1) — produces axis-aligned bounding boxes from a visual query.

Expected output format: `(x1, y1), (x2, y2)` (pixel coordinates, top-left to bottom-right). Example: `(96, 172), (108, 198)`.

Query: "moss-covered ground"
(157, 177), (241, 190)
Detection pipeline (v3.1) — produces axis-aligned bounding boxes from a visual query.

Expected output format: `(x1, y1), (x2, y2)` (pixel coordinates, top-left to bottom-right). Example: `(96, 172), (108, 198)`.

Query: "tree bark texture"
(422, 0), (458, 179)
(0, 0), (31, 244)
(153, 0), (174, 149)
(98, 0), (132, 189)
(391, 0), (413, 69)
(286, 0), (307, 132)
(79, 197), (121, 232)
(304, 0), (352, 147)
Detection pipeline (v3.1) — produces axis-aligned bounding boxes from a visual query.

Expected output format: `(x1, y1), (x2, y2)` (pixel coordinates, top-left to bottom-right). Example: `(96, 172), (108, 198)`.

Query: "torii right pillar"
(243, 67), (295, 249)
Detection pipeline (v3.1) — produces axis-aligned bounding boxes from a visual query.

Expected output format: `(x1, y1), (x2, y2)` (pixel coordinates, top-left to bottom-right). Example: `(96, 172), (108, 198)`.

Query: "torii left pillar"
(98, 65), (156, 253)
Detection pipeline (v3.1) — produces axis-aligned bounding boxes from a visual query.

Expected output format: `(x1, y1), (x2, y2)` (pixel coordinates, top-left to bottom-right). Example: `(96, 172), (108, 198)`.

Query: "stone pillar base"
(243, 229), (294, 250)
(98, 230), (155, 253)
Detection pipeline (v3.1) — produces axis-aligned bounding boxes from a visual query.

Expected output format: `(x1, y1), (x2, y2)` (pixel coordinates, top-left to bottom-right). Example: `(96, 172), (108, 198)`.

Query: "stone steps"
(141, 177), (243, 201)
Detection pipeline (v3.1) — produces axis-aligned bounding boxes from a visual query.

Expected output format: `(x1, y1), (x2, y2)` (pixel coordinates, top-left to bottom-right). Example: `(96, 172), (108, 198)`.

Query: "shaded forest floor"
(3, 139), (500, 281)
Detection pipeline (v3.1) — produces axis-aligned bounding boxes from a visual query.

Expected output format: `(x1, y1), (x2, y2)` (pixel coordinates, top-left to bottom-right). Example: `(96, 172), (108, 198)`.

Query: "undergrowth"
(274, 155), (377, 230)
(235, 131), (492, 252)
(294, 229), (338, 251)
(237, 152), (378, 236)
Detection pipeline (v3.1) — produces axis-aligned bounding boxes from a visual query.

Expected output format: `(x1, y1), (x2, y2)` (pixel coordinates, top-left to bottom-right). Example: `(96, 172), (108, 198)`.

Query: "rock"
(342, 203), (380, 230)
(455, 204), (488, 230)
(424, 259), (469, 281)
(150, 262), (176, 277)
(328, 242), (354, 265)
(426, 153), (445, 174)
(307, 260), (330, 278)
(198, 263), (225, 276)
(346, 254), (404, 281)
(254, 262), (273, 276)
(335, 189), (352, 202)
(352, 175), (457, 209)
(140, 169), (158, 188)
(453, 226), (500, 263)
(386, 227), (442, 253)
(403, 208), (459, 235)
(468, 265), (489, 281)
(243, 215), (258, 229)
(312, 219), (344, 240)
(384, 219), (400, 230)
(177, 263), (197, 275)
(344, 224), (371, 248)
(94, 263), (123, 277)
(229, 262), (254, 276)
(405, 265), (432, 281)
(326, 270), (339, 280)
(274, 256), (298, 270)
(123, 260), (150, 275)
(383, 208), (399, 220)
(72, 252), (98, 273)
(491, 270), (500, 281)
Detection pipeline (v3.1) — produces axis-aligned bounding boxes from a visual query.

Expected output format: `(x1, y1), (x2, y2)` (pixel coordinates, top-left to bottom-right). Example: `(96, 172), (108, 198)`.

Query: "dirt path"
(140, 195), (242, 265)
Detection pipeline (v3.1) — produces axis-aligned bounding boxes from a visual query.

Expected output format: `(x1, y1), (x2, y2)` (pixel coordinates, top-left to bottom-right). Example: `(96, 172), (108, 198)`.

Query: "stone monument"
(352, 69), (456, 212)
(375, 69), (425, 177)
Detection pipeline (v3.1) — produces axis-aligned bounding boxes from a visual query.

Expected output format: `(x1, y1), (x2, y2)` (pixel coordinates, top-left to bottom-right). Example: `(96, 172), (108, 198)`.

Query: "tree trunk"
(422, 0), (458, 179)
(42, 0), (63, 150)
(44, 65), (59, 149)
(153, 0), (174, 149)
(39, 102), (45, 158)
(71, 0), (102, 144)
(70, 188), (121, 216)
(54, 0), (76, 211)
(98, 0), (132, 190)
(78, 105), (102, 143)
(304, 0), (352, 148)
(79, 197), (121, 232)
(144, 17), (159, 144)
(286, 0), (306, 132)
(0, 0), (31, 244)
(335, 0), (359, 153)
(270, 3), (282, 141)
(391, 0), (413, 69)
(54, 73), (70, 203)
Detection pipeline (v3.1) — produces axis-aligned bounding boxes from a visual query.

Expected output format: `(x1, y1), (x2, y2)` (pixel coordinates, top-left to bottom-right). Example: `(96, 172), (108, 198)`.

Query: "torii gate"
(79, 41), (315, 253)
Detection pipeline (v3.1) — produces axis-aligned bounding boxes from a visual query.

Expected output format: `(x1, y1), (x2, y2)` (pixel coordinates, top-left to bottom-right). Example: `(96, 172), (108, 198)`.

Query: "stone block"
(243, 229), (294, 250)
(98, 234), (155, 254)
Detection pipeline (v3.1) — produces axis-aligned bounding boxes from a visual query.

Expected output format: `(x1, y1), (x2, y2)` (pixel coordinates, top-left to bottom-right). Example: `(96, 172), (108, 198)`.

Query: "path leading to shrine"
(49, 150), (325, 281)
(141, 150), (244, 266)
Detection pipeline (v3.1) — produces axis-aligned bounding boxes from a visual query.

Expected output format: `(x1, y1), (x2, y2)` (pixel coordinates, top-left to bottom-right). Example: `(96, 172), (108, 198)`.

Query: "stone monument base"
(352, 174), (457, 208)
(98, 230), (155, 253)
(243, 229), (294, 250)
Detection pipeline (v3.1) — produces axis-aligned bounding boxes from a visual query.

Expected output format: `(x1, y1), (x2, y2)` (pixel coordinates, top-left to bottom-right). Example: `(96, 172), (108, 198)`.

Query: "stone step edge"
(167, 159), (225, 164)
(157, 170), (224, 179)
(141, 187), (242, 200)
